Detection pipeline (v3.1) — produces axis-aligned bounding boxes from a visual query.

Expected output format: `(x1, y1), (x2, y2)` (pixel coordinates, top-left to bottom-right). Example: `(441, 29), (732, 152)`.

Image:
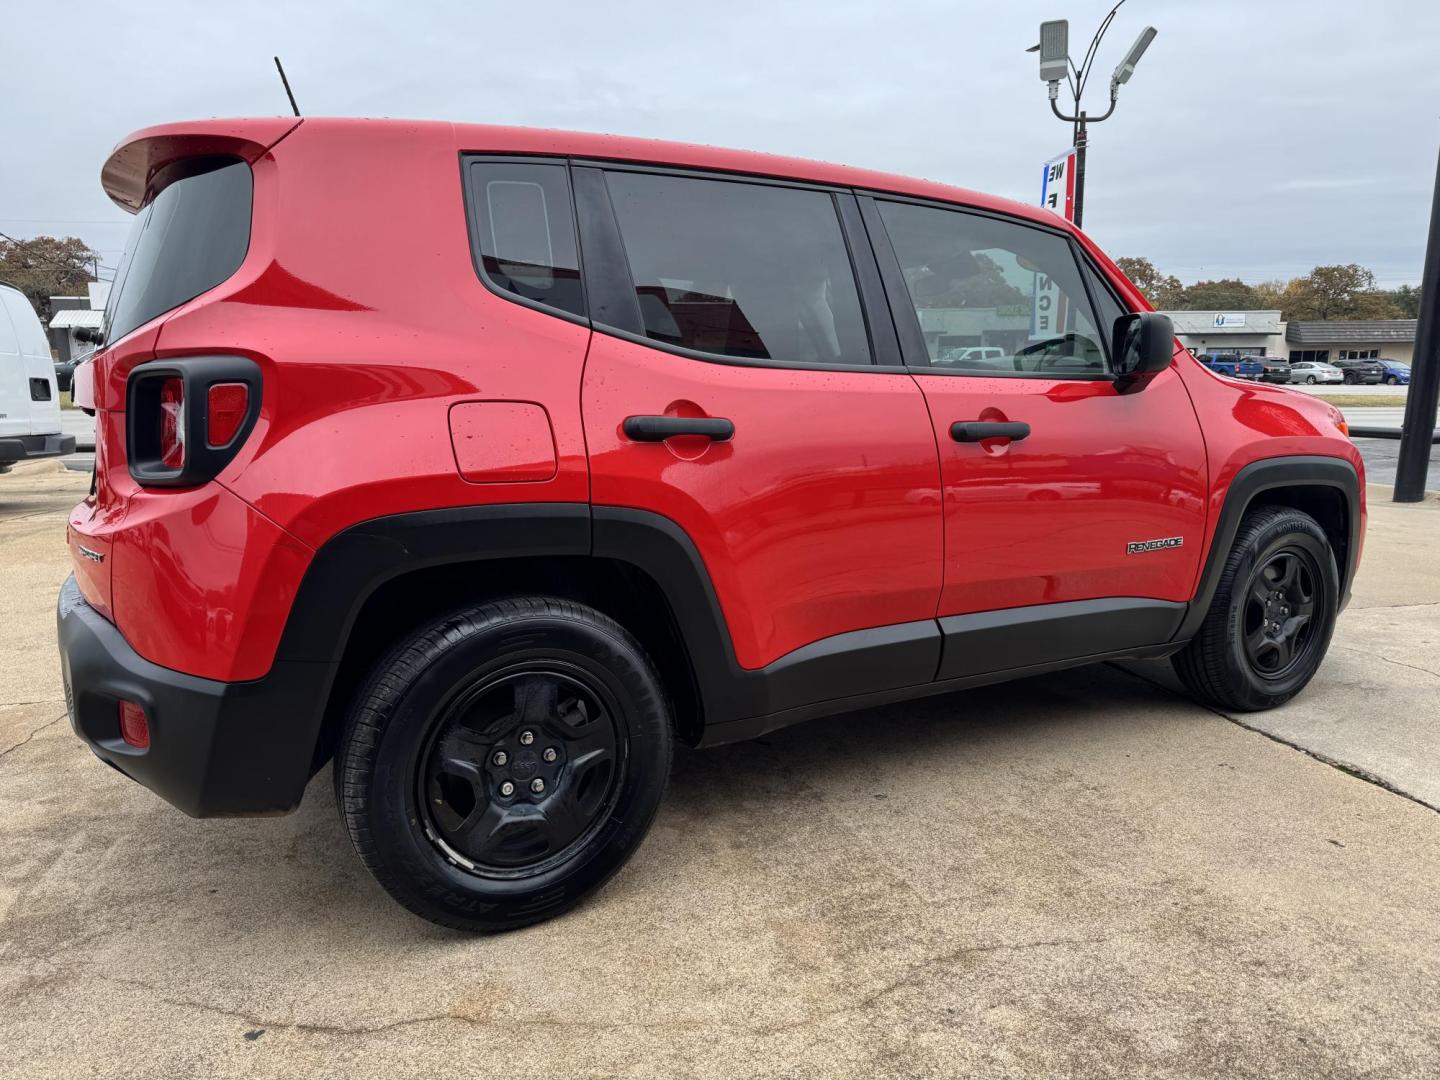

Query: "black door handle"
(623, 415), (735, 442)
(950, 421), (1030, 443)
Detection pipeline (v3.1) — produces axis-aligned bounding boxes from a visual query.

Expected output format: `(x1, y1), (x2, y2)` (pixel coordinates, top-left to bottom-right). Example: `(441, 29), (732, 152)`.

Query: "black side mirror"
(1112, 312), (1174, 389)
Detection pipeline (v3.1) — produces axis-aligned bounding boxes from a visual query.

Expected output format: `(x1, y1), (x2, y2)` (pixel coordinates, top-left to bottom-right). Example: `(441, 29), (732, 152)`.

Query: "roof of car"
(104, 117), (1072, 236)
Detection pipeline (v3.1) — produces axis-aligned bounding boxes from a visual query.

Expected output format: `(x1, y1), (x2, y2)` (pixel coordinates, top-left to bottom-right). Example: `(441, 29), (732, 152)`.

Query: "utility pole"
(1394, 145), (1440, 502)
(1029, 8), (1156, 230)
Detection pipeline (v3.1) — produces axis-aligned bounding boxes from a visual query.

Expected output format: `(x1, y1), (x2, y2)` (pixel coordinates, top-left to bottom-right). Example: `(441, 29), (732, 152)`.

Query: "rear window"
(104, 157), (253, 344)
(464, 160), (584, 318)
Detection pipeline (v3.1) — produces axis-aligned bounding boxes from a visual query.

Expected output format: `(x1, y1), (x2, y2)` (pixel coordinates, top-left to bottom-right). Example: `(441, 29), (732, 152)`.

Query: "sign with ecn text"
(1032, 148), (1078, 339)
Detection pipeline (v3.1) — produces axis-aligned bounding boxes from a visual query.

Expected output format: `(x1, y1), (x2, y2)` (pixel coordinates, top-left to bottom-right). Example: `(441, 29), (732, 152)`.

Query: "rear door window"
(465, 161), (584, 318)
(602, 171), (872, 367)
(105, 158), (252, 344)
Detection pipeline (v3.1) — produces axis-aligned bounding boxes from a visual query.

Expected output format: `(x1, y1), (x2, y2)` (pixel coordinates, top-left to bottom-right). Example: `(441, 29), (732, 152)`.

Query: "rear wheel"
(335, 597), (673, 931)
(1306, 375), (1317, 384)
(1173, 506), (1339, 712)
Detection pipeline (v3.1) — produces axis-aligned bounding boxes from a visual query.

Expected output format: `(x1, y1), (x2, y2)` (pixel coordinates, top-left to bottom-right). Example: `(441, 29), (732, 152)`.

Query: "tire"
(335, 597), (673, 932)
(1385, 375), (1399, 385)
(1342, 372), (1356, 385)
(1306, 375), (1317, 384)
(1173, 506), (1339, 712)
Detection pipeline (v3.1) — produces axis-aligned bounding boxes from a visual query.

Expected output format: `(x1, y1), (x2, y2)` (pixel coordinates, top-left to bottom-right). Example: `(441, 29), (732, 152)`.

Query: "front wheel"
(1173, 506), (1339, 712)
(1385, 375), (1399, 385)
(335, 597), (673, 931)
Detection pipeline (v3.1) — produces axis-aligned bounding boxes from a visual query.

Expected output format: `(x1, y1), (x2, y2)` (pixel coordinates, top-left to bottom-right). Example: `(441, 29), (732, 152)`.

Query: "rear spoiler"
(101, 117), (302, 212)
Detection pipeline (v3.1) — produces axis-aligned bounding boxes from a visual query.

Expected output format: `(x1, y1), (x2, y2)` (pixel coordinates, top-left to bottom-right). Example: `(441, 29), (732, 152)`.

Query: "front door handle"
(623, 415), (735, 442)
(950, 421), (1030, 443)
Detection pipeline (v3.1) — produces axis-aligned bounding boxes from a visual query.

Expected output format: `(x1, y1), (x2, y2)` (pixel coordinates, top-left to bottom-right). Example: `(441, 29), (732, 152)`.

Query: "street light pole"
(1032, 11), (1155, 230)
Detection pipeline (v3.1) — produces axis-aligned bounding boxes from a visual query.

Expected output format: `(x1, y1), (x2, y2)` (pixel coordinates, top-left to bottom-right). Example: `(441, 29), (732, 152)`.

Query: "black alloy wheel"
(336, 597), (673, 931)
(1239, 547), (1323, 681)
(419, 667), (622, 875)
(1173, 506), (1340, 712)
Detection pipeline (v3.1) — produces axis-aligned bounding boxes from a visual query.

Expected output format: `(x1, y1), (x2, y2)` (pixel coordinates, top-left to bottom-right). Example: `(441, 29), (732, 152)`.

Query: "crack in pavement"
(0, 713), (66, 762)
(1110, 664), (1440, 816)
(74, 936), (1114, 1043)
(1333, 643), (1440, 682)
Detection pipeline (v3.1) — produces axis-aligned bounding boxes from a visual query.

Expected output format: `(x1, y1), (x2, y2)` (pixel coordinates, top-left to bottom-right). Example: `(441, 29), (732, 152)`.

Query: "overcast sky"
(5, 0), (1437, 287)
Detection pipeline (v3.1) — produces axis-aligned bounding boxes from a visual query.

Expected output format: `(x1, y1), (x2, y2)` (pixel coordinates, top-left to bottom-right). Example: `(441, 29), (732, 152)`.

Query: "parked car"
(1257, 357), (1292, 384)
(1198, 353), (1264, 380)
(1289, 360), (1346, 385)
(0, 282), (76, 473)
(59, 118), (1365, 931)
(1377, 359), (1411, 386)
(1332, 358), (1384, 385)
(938, 345), (1007, 368)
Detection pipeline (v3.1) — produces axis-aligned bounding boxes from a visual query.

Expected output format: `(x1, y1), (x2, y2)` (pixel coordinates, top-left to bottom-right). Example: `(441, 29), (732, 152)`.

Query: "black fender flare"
(1171, 454), (1361, 643)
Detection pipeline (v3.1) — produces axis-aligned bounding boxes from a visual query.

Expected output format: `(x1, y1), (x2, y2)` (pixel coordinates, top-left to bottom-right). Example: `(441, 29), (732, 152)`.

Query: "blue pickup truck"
(1197, 353), (1264, 381)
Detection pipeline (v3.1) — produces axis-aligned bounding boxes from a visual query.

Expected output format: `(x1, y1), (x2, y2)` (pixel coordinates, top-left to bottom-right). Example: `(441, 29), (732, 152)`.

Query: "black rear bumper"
(0, 433), (76, 465)
(57, 575), (334, 817)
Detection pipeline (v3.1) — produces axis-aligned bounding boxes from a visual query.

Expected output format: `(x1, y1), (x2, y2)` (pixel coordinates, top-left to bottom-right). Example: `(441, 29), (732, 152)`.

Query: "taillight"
(117, 700), (150, 749)
(159, 377), (185, 467)
(206, 383), (249, 448)
(126, 357), (260, 487)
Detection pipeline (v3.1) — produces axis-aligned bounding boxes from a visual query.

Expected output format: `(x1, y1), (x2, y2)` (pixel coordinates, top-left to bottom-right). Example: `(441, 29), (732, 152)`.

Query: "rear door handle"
(623, 415), (735, 442)
(950, 421), (1030, 443)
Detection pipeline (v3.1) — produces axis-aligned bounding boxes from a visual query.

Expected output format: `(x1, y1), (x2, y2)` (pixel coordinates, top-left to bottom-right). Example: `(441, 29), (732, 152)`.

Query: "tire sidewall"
(1217, 516), (1339, 708)
(354, 609), (670, 928)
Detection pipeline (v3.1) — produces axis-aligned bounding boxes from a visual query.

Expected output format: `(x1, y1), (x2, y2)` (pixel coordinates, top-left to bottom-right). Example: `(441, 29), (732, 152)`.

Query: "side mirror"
(1112, 312), (1174, 389)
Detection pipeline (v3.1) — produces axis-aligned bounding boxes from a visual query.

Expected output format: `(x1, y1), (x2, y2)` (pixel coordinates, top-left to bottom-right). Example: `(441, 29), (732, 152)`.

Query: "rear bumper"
(0, 433), (75, 465)
(57, 575), (334, 817)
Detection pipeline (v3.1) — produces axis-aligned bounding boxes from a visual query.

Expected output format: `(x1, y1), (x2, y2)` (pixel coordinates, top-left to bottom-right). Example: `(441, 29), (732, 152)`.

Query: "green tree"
(0, 235), (98, 322)
(1251, 279), (1287, 309)
(1114, 256), (1184, 307)
(1280, 264), (1402, 321)
(1178, 278), (1260, 311)
(1380, 284), (1421, 319)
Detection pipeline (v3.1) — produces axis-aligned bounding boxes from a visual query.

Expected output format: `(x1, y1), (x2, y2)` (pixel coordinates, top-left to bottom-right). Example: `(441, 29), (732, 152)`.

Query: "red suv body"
(59, 118), (1364, 929)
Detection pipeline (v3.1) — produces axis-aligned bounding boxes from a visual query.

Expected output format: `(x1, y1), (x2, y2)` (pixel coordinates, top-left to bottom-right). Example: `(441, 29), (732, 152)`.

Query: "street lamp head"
(1112, 26), (1157, 87)
(1037, 19), (1070, 84)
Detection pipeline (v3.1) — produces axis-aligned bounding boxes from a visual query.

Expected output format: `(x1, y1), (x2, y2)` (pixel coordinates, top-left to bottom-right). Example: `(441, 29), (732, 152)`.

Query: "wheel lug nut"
(543, 748), (557, 763)
(499, 781), (515, 797)
(530, 778), (545, 794)
(519, 730), (535, 746)
(492, 751), (508, 766)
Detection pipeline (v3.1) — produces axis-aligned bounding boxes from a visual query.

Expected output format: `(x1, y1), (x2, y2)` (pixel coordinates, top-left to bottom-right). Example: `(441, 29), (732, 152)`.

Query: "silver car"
(1288, 361), (1345, 385)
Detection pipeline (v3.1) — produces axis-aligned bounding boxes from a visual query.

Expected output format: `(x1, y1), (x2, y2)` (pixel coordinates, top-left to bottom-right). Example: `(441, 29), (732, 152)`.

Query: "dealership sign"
(1212, 313), (1247, 328)
(1040, 149), (1077, 222)
(1033, 149), (1078, 338)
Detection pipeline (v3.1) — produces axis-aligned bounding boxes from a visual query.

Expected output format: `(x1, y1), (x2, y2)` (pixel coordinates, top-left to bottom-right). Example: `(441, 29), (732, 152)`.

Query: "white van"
(0, 282), (74, 472)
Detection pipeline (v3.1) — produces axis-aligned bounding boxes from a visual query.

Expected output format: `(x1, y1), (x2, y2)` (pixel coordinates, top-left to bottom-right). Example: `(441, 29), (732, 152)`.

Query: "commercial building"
(1285, 319), (1416, 367)
(1160, 309), (1417, 366)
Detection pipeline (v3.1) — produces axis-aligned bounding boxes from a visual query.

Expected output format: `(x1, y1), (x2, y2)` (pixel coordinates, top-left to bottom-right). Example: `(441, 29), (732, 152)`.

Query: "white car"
(938, 345), (1008, 368)
(1288, 361), (1345, 385)
(0, 283), (74, 472)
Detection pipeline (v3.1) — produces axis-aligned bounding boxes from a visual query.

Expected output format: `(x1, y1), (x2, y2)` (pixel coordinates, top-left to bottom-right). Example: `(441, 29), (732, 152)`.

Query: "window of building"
(603, 171), (871, 366)
(1338, 348), (1379, 360)
(1288, 349), (1330, 364)
(467, 161), (585, 318)
(876, 200), (1110, 376)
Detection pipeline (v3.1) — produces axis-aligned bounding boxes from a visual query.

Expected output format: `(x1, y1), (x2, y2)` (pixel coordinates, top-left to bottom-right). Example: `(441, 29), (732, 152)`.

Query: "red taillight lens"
(118, 700), (150, 749)
(207, 382), (249, 448)
(158, 377), (185, 468)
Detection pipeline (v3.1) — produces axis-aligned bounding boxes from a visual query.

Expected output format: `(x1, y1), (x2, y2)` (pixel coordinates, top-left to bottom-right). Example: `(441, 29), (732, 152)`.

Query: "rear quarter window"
(105, 157), (252, 344)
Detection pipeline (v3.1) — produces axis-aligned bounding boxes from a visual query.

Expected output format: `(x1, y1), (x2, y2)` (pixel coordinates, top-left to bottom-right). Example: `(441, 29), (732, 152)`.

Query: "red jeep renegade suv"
(59, 117), (1364, 930)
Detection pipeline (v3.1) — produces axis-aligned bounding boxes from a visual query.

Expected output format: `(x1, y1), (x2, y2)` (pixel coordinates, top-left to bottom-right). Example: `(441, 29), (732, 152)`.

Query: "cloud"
(3, 0), (1436, 286)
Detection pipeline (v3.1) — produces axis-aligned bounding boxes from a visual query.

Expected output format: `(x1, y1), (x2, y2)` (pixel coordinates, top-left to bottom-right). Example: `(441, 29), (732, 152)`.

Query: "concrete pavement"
(2, 463), (1439, 1078)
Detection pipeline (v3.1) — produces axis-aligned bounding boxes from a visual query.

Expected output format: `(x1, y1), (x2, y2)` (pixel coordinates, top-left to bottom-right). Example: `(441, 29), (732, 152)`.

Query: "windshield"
(103, 157), (252, 345)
